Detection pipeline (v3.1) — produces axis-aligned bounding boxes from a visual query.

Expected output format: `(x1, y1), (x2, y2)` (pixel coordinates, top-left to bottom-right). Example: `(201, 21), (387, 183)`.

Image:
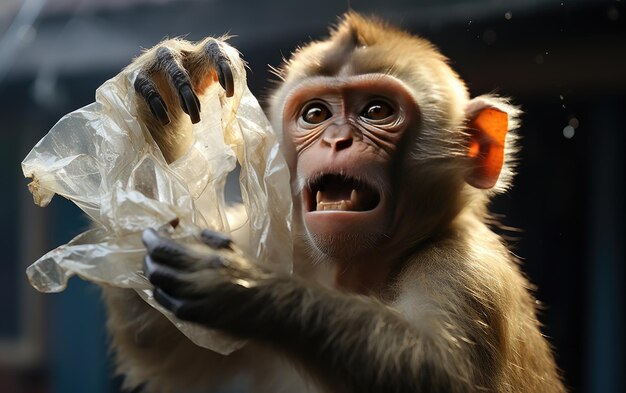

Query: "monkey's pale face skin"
(282, 74), (419, 259)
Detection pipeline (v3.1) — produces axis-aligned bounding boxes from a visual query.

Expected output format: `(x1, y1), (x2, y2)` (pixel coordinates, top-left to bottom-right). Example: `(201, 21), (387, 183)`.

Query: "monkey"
(100, 12), (566, 393)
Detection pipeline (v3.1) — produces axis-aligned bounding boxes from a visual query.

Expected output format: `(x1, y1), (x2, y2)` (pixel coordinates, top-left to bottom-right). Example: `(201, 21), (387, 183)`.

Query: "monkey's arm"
(143, 229), (497, 393)
(96, 39), (248, 392)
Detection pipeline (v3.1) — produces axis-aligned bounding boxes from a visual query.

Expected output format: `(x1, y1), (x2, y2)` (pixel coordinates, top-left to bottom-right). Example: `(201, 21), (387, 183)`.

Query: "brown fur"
(102, 12), (565, 393)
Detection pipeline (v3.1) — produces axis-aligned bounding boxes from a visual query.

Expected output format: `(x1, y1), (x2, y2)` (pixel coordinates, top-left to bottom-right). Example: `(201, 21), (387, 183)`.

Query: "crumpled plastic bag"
(21, 42), (293, 355)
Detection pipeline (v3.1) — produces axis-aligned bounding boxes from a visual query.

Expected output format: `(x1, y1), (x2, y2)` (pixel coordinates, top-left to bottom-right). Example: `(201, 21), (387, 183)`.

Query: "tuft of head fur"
(275, 12), (446, 80)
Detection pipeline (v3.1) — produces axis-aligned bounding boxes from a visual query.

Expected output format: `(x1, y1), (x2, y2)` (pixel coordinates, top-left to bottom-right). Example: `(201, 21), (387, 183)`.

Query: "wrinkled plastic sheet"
(21, 42), (292, 354)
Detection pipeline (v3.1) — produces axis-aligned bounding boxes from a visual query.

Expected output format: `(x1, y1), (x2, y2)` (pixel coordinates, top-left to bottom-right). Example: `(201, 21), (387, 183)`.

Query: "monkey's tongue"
(316, 189), (359, 211)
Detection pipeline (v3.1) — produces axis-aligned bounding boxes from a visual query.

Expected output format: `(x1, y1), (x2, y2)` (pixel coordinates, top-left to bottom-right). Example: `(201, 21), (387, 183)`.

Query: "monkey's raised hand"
(134, 39), (234, 125)
(130, 38), (237, 162)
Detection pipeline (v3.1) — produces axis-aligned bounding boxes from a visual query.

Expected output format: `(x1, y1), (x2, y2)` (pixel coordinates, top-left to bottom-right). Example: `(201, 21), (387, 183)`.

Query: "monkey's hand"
(131, 38), (236, 162)
(142, 228), (275, 333)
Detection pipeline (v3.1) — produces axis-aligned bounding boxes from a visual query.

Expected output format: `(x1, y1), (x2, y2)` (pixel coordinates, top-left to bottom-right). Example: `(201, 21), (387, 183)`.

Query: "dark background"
(0, 0), (624, 392)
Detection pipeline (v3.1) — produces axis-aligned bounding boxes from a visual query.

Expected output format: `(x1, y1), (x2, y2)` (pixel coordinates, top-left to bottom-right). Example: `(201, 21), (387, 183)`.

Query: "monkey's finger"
(203, 40), (234, 97)
(153, 287), (226, 327)
(142, 228), (195, 266)
(180, 84), (201, 123)
(153, 287), (189, 317)
(200, 229), (233, 250)
(134, 71), (170, 125)
(143, 249), (227, 289)
(143, 254), (190, 294)
(143, 254), (215, 296)
(217, 60), (234, 98)
(155, 47), (201, 123)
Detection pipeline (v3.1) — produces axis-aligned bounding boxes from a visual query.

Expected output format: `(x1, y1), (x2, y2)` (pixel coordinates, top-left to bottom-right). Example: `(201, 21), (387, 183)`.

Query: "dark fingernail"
(179, 84), (201, 123)
(148, 97), (170, 125)
(217, 61), (234, 98)
(217, 69), (226, 91)
(200, 230), (232, 249)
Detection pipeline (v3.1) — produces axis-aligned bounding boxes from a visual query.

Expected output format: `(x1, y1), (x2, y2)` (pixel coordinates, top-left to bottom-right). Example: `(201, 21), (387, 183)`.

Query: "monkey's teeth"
(314, 188), (362, 211)
(316, 198), (355, 211)
(350, 189), (358, 207)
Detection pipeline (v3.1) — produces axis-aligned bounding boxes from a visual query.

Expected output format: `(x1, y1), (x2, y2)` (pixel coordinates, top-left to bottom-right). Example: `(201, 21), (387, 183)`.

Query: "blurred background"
(0, 0), (624, 392)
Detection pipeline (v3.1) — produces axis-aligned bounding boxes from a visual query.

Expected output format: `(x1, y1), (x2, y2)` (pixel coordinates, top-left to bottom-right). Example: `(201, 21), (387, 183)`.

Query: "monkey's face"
(282, 74), (419, 258)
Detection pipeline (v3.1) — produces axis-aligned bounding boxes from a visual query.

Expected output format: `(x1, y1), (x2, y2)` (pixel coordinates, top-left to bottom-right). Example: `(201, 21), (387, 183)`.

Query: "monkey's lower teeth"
(317, 200), (354, 211)
(315, 189), (359, 211)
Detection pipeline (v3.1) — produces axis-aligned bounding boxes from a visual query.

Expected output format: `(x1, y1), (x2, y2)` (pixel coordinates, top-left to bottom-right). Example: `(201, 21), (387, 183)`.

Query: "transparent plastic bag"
(21, 41), (292, 354)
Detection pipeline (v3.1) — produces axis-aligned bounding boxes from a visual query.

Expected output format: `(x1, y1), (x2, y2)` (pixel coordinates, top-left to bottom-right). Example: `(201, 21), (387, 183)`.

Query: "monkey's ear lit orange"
(466, 107), (508, 189)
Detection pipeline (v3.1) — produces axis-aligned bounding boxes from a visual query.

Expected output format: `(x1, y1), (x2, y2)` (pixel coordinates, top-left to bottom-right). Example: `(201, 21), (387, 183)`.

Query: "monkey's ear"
(465, 106), (509, 189)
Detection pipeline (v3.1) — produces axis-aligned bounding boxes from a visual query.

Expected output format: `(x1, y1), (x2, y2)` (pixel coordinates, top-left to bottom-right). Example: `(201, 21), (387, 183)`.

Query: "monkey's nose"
(331, 136), (353, 151)
(322, 124), (355, 151)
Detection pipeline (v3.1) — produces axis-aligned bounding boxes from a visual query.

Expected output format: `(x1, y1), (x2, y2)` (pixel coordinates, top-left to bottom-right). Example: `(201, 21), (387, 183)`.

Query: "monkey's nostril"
(334, 137), (353, 151)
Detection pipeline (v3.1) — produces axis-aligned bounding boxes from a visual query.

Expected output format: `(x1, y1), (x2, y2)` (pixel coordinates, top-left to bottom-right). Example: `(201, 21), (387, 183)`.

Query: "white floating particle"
(563, 125), (575, 139)
(505, 12), (512, 20)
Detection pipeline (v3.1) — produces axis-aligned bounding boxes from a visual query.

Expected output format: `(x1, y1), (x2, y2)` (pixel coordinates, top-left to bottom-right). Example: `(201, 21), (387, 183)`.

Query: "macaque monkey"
(101, 12), (565, 393)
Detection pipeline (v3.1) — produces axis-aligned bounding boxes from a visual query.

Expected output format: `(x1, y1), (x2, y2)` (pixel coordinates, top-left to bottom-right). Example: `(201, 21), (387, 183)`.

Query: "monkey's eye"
(361, 100), (394, 121)
(301, 103), (332, 125)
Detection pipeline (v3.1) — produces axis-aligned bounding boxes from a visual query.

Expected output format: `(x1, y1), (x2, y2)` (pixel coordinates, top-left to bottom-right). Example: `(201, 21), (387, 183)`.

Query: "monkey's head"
(270, 13), (517, 260)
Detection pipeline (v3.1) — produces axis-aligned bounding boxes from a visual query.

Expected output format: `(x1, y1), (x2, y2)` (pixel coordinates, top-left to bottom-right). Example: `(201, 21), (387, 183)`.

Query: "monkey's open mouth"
(306, 174), (379, 212)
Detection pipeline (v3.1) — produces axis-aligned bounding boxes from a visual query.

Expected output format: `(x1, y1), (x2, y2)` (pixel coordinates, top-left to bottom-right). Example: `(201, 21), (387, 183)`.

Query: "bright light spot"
(563, 125), (575, 139)
(569, 117), (580, 128)
(505, 12), (513, 20)
(559, 95), (564, 100)
(545, 51), (549, 55)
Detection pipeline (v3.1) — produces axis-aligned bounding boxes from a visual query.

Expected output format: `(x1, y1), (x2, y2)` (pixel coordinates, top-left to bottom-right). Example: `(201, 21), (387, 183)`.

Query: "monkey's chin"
(303, 207), (388, 258)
